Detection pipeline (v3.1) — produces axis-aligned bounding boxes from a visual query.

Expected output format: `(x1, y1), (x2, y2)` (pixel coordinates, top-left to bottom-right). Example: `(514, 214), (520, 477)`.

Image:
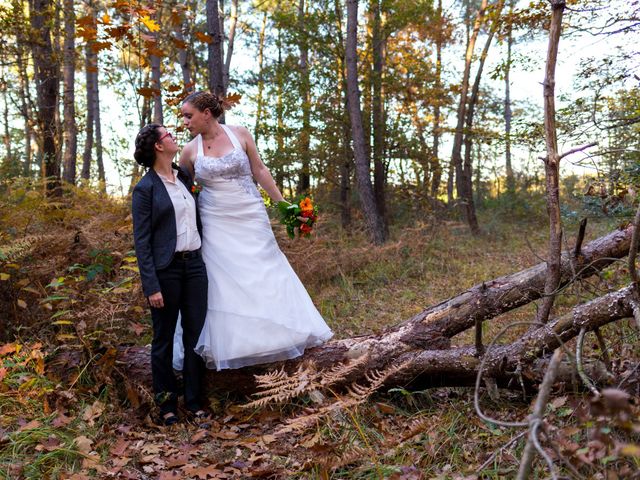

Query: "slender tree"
(207, 0), (224, 97)
(345, 0), (386, 244)
(61, 0), (77, 185)
(297, 0), (311, 194)
(222, 0), (238, 94)
(370, 0), (387, 230)
(448, 0), (488, 203)
(536, 0), (566, 325)
(460, 0), (505, 234)
(504, 0), (515, 193)
(29, 0), (61, 193)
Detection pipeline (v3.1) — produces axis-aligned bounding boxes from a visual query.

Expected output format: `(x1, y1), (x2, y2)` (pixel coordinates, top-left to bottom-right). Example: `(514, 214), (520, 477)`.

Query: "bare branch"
(558, 142), (598, 160)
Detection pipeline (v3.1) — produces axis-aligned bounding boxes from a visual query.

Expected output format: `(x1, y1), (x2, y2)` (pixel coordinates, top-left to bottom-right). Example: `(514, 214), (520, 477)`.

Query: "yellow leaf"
(620, 444), (640, 457)
(52, 320), (73, 325)
(5, 263), (19, 269)
(120, 265), (139, 273)
(140, 15), (160, 32)
(111, 287), (129, 294)
(0, 273), (9, 281)
(56, 334), (77, 341)
(123, 256), (137, 263)
(102, 13), (111, 24)
(17, 299), (27, 309)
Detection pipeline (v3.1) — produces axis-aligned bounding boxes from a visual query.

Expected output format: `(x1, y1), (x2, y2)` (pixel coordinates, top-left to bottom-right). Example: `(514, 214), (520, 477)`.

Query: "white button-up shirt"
(158, 169), (201, 252)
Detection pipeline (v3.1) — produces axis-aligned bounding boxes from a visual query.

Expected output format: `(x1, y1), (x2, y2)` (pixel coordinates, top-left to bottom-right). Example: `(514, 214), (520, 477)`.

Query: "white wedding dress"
(173, 125), (333, 371)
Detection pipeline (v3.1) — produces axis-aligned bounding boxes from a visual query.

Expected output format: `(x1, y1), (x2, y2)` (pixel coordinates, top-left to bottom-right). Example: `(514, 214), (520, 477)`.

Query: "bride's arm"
(179, 141), (197, 178)
(237, 126), (286, 203)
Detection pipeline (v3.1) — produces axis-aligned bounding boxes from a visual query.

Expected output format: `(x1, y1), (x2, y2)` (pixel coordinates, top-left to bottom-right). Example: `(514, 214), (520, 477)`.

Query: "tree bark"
(206, 0), (225, 98)
(97, 225), (634, 396)
(150, 8), (163, 125)
(253, 11), (268, 144)
(536, 0), (566, 325)
(29, 0), (61, 194)
(334, 0), (352, 229)
(297, 0), (311, 194)
(222, 0), (238, 94)
(81, 9), (95, 182)
(345, 0), (387, 245)
(371, 0), (387, 230)
(504, 0), (515, 194)
(61, 0), (77, 185)
(430, 0), (443, 199)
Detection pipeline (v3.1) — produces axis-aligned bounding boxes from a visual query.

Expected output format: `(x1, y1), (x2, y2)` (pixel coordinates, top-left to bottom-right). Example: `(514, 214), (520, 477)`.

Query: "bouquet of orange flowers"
(277, 196), (318, 239)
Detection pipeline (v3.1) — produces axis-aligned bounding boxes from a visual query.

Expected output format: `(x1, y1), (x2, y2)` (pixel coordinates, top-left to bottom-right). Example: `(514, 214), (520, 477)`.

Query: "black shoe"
(188, 409), (211, 428)
(158, 411), (179, 426)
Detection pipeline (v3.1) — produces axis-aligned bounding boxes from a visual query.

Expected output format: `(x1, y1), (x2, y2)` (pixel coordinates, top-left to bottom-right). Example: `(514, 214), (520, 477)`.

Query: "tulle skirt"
(174, 178), (332, 371)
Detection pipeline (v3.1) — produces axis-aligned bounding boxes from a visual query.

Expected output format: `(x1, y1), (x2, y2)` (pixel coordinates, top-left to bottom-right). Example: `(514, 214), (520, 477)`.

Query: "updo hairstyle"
(183, 91), (228, 118)
(134, 123), (162, 168)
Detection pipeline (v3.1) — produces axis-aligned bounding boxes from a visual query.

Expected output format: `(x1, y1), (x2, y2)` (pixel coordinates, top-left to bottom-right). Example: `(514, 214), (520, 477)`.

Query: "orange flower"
(299, 197), (314, 213)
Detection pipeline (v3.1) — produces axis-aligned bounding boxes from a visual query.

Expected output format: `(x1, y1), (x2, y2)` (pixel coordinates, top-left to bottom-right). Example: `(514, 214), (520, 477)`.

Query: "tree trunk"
(504, 0), (515, 194)
(100, 225), (634, 396)
(61, 0), (77, 185)
(296, 0), (311, 195)
(430, 0), (443, 199)
(536, 0), (566, 325)
(371, 0), (387, 230)
(93, 62), (105, 191)
(334, 0), (352, 229)
(449, 0), (488, 204)
(222, 0), (238, 94)
(460, 1), (505, 235)
(207, 0), (225, 98)
(29, 0), (61, 194)
(150, 7), (163, 125)
(253, 11), (268, 144)
(345, 0), (387, 245)
(81, 12), (95, 182)
(174, 5), (193, 92)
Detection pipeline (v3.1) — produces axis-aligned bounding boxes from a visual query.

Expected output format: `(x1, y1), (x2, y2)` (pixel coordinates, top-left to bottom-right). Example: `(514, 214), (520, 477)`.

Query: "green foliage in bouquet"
(276, 196), (318, 239)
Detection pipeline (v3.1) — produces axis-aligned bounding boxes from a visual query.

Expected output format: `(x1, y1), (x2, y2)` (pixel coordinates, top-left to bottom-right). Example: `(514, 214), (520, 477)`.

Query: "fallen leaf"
(551, 396), (568, 409)
(620, 443), (640, 457)
(18, 419), (41, 431)
(74, 435), (93, 454)
(17, 299), (27, 309)
(190, 429), (209, 443)
(109, 437), (131, 456)
(52, 411), (73, 428)
(82, 400), (105, 425)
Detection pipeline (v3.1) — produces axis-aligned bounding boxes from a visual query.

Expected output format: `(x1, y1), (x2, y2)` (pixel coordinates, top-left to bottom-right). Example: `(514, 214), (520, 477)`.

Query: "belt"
(175, 249), (201, 260)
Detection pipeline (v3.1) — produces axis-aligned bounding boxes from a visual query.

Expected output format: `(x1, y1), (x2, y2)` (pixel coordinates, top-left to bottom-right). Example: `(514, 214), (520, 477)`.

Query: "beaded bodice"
(194, 125), (261, 199)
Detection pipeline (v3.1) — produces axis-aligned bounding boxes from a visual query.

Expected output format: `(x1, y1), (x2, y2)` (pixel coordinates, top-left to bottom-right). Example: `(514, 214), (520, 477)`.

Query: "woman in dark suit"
(132, 123), (209, 426)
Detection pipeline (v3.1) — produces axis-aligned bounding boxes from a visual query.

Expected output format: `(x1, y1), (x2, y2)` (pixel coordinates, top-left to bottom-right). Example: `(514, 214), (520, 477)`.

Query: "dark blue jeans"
(150, 253), (207, 415)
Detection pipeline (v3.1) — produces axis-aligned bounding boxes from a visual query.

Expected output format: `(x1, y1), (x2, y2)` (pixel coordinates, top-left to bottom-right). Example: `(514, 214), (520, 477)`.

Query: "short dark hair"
(183, 91), (225, 118)
(134, 123), (162, 168)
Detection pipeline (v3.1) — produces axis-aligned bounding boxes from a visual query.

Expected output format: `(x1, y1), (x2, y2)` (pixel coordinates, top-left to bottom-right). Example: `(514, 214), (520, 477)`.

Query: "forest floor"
(0, 183), (639, 479)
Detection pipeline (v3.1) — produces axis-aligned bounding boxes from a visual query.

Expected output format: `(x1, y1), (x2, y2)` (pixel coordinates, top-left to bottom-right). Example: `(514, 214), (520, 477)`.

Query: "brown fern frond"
(319, 352), (370, 388)
(384, 416), (432, 448)
(243, 363), (322, 409)
(0, 233), (55, 262)
(320, 445), (370, 471)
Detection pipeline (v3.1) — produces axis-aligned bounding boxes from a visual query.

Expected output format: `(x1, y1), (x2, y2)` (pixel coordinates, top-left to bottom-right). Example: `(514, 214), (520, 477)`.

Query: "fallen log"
(104, 225), (633, 397)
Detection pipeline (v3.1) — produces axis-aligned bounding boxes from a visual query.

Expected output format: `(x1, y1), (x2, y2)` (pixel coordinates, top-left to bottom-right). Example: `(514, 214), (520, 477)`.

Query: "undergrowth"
(0, 181), (638, 478)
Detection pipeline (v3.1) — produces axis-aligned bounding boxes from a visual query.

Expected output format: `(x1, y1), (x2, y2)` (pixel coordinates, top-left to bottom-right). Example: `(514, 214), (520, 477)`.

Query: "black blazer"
(132, 165), (203, 297)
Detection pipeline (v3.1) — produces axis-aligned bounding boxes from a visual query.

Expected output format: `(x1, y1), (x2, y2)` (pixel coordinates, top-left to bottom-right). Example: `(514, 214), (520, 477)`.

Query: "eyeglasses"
(158, 131), (174, 142)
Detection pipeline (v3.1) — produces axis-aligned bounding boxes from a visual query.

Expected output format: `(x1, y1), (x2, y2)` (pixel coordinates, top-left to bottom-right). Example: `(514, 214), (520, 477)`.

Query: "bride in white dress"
(173, 91), (333, 371)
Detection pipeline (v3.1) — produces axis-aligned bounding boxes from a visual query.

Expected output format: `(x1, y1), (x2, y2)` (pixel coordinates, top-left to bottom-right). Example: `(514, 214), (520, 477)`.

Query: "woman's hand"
(148, 291), (164, 308)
